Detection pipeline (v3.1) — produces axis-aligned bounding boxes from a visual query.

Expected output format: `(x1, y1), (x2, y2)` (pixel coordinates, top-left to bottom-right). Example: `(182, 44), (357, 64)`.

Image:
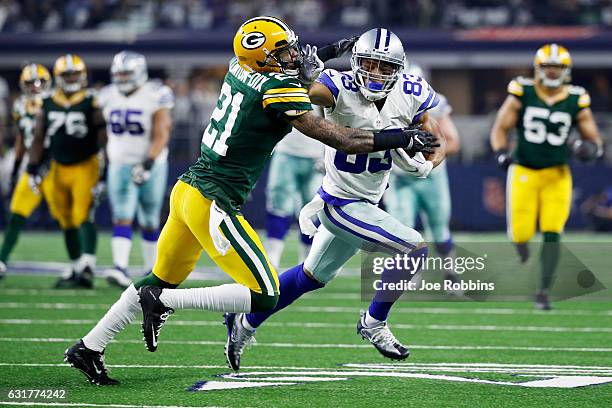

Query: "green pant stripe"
(228, 215), (277, 294)
(220, 221), (269, 294)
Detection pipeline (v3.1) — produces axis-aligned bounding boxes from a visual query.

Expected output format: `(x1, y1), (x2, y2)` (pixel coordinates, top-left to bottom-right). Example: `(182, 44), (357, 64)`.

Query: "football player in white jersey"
(265, 109), (324, 269)
(98, 51), (174, 288)
(225, 28), (445, 370)
(385, 63), (461, 288)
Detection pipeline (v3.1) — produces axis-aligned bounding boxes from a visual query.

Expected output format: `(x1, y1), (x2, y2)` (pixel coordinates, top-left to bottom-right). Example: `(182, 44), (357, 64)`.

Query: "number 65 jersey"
(98, 80), (174, 165)
(316, 69), (440, 204)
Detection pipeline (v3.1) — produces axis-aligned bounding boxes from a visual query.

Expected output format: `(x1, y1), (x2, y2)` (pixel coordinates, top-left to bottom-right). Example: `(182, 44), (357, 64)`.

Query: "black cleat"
(534, 292), (552, 311)
(55, 266), (94, 289)
(139, 286), (174, 352)
(515, 243), (530, 264)
(224, 313), (256, 371)
(64, 340), (119, 385)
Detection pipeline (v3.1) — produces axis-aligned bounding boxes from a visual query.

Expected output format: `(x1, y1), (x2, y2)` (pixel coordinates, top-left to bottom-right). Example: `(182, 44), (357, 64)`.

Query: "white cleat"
(224, 313), (256, 371)
(0, 260), (6, 279)
(106, 267), (132, 289)
(357, 312), (410, 360)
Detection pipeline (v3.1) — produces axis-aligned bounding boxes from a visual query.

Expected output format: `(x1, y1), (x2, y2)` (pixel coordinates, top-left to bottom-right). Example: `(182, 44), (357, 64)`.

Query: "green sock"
(64, 228), (82, 261)
(0, 214), (27, 263)
(80, 221), (97, 255)
(540, 232), (561, 292)
(134, 272), (177, 289)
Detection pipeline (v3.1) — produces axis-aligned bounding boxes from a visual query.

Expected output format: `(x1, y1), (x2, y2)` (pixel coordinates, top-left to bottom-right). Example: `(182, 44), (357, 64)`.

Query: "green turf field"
(0, 231), (611, 407)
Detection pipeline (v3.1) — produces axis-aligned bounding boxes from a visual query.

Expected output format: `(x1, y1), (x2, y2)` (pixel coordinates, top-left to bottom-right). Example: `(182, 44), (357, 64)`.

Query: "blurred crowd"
(2, 0), (612, 32)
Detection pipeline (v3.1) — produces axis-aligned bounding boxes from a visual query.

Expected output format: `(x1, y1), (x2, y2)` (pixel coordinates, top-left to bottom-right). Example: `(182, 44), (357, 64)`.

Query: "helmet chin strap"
(359, 86), (387, 101)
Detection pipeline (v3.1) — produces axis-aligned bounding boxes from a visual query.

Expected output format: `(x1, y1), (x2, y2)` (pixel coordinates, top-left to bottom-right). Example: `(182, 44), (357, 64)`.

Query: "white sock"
(81, 254), (96, 270)
(141, 238), (158, 272)
(265, 237), (284, 269)
(82, 284), (140, 352)
(364, 310), (384, 327)
(241, 314), (256, 332)
(298, 242), (311, 262)
(112, 236), (132, 270)
(159, 283), (251, 312)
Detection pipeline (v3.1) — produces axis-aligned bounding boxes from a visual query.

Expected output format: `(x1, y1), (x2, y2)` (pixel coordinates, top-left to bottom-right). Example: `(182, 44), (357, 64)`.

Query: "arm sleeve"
(262, 79), (313, 117)
(155, 84), (175, 110)
(411, 80), (441, 123)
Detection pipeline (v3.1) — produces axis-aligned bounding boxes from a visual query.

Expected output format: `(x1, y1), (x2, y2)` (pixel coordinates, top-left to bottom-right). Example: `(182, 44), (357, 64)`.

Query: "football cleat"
(106, 267), (132, 289)
(139, 286), (174, 352)
(55, 267), (93, 289)
(357, 312), (410, 360)
(224, 313), (256, 371)
(534, 292), (552, 311)
(64, 340), (119, 385)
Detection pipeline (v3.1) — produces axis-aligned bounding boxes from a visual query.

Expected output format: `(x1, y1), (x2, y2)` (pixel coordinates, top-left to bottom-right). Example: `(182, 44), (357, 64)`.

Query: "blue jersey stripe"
(317, 71), (339, 99)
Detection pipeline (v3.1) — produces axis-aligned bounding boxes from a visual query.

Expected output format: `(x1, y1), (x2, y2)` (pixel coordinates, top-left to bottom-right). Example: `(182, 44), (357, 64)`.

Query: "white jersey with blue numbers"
(316, 68), (440, 204)
(99, 80), (174, 165)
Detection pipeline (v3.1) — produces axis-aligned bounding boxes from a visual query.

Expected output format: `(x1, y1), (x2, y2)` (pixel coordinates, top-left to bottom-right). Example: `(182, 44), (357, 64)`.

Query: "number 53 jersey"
(507, 76), (591, 169)
(317, 69), (440, 204)
(98, 80), (175, 165)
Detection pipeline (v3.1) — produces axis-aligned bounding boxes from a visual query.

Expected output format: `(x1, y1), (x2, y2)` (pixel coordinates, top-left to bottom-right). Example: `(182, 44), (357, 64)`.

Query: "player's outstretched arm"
(289, 111), (437, 155)
(308, 82), (335, 108)
(490, 95), (521, 168)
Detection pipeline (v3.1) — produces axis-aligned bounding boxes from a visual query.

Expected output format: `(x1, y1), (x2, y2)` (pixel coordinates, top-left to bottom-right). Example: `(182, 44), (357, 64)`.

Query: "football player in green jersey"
(65, 16), (439, 385)
(490, 43), (603, 310)
(28, 54), (107, 289)
(0, 64), (52, 278)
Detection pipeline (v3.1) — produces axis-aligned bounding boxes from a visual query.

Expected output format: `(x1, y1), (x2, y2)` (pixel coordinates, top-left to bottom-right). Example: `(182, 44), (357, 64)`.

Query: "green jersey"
(13, 95), (42, 149)
(508, 76), (591, 169)
(42, 89), (100, 165)
(180, 58), (313, 214)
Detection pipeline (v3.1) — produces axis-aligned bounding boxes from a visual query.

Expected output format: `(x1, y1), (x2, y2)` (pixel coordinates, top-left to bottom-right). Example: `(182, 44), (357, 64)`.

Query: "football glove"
(373, 127), (439, 157)
(26, 162), (42, 195)
(132, 158), (154, 185)
(495, 149), (513, 170)
(316, 36), (359, 62)
(571, 139), (603, 162)
(299, 44), (324, 85)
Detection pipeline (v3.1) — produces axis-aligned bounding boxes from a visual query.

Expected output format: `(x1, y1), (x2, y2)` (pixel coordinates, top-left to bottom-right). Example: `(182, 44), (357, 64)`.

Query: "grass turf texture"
(0, 232), (611, 407)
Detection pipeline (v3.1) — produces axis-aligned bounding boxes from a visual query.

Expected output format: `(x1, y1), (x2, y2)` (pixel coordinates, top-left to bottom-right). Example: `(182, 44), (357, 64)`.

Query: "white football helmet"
(350, 28), (405, 101)
(111, 51), (148, 95)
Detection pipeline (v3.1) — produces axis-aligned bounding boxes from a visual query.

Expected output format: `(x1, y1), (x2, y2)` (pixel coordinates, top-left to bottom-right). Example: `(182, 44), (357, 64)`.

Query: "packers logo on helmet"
(233, 16), (302, 76)
(19, 63), (51, 98)
(53, 54), (88, 94)
(534, 43), (572, 88)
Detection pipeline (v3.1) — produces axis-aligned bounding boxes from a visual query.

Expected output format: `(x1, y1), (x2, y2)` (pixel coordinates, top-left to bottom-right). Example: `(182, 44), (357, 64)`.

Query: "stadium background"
(0, 0), (611, 232)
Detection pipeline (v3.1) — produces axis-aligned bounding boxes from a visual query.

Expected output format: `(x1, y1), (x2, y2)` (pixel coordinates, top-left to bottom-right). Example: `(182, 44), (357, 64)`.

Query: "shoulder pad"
(507, 77), (533, 97)
(568, 85), (586, 95)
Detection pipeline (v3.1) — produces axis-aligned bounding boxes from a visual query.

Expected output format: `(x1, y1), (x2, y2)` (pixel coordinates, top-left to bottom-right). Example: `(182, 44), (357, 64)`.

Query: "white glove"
(28, 174), (42, 195)
(298, 194), (324, 237)
(131, 164), (151, 185)
(209, 200), (232, 256)
(299, 44), (324, 85)
(391, 150), (433, 178)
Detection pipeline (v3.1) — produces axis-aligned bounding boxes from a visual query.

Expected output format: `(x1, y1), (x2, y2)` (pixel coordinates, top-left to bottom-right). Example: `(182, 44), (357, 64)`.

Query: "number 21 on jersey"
(202, 82), (244, 156)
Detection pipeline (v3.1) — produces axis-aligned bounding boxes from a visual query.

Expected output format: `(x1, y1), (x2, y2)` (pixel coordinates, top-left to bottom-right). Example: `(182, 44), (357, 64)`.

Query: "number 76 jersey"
(98, 80), (174, 165)
(317, 69), (440, 204)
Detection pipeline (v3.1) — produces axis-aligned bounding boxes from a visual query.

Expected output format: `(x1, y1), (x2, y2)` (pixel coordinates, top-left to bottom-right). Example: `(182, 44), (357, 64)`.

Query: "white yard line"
(0, 361), (611, 376)
(0, 301), (609, 317)
(0, 337), (609, 353)
(1, 318), (610, 334)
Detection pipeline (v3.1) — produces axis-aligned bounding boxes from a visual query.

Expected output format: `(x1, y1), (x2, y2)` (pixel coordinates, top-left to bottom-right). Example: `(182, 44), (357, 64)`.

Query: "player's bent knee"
(249, 290), (279, 312)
